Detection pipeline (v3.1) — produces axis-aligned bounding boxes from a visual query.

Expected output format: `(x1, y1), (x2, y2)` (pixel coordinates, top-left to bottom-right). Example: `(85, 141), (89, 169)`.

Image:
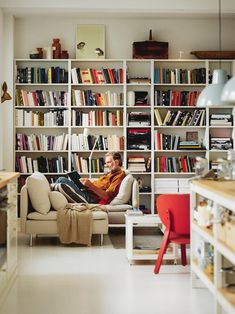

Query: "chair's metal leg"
(100, 234), (103, 246)
(29, 234), (33, 247)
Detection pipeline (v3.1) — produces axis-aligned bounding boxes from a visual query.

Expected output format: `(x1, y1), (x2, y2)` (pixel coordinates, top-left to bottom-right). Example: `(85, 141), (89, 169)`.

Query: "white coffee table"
(125, 214), (177, 264)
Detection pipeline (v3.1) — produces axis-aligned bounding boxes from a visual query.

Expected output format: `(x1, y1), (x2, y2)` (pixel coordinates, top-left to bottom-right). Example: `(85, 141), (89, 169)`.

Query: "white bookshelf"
(190, 180), (235, 314)
(14, 58), (235, 214)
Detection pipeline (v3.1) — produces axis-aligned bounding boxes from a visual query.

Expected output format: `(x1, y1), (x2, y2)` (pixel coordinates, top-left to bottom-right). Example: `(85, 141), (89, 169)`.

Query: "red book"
(107, 68), (115, 84)
(96, 70), (105, 84)
(32, 92), (38, 106)
(119, 68), (124, 83)
(91, 69), (98, 84)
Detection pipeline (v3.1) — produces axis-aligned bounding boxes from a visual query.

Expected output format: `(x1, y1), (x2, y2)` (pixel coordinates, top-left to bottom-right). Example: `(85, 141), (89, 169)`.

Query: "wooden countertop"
(0, 172), (20, 189)
(192, 179), (235, 203)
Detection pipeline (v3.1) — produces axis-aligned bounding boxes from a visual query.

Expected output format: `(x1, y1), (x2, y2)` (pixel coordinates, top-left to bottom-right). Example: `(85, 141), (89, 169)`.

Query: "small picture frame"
(186, 131), (198, 142)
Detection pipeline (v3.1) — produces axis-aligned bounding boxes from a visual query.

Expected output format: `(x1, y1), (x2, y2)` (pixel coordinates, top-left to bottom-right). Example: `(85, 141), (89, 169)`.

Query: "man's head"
(105, 152), (122, 172)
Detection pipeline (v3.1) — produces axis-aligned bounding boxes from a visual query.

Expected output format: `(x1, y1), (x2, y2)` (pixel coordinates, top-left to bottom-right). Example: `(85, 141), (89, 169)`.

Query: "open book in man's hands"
(66, 171), (87, 190)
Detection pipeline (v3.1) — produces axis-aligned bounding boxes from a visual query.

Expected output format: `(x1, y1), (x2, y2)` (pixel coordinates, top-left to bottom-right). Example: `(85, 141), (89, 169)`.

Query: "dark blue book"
(66, 171), (87, 190)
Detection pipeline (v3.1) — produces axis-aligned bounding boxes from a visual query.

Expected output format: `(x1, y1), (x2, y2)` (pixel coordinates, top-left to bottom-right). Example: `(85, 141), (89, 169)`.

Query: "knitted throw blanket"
(57, 203), (108, 246)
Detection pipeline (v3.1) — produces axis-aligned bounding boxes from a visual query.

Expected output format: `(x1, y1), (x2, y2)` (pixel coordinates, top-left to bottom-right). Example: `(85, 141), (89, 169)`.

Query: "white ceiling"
(1, 0), (235, 18)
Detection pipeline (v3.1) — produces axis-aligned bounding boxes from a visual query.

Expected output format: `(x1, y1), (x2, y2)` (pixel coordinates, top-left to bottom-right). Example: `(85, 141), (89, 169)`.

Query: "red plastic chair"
(154, 194), (190, 274)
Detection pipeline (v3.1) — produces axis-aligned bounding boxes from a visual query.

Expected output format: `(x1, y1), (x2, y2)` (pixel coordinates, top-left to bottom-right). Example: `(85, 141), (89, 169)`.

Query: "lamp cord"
(219, 0), (222, 68)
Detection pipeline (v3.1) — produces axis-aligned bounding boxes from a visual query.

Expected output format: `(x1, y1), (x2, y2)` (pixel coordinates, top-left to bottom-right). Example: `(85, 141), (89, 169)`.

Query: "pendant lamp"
(196, 69), (228, 107)
(221, 76), (235, 102)
(196, 0), (229, 107)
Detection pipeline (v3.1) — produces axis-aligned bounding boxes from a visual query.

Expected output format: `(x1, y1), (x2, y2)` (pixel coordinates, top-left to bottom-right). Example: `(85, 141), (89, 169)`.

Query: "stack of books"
(210, 137), (233, 150)
(126, 209), (143, 216)
(128, 112), (151, 126)
(127, 156), (146, 172)
(127, 128), (151, 150)
(210, 113), (233, 126)
(178, 141), (204, 150)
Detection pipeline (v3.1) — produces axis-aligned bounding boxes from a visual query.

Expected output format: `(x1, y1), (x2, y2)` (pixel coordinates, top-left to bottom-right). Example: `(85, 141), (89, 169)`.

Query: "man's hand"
(82, 178), (93, 189)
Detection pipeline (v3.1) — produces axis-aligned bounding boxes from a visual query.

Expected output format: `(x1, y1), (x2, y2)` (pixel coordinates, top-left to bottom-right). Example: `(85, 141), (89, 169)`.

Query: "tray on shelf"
(191, 51), (235, 59)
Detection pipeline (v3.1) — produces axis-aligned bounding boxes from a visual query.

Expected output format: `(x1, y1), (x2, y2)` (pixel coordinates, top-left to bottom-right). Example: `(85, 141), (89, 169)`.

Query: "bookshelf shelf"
(72, 83), (124, 86)
(154, 171), (195, 175)
(15, 126), (68, 129)
(15, 83), (69, 86)
(14, 58), (235, 212)
(15, 106), (68, 109)
(153, 83), (206, 86)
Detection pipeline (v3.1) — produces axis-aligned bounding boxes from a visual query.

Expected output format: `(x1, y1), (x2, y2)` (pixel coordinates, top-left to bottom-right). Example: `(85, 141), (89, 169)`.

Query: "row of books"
(154, 109), (205, 126)
(15, 155), (66, 173)
(154, 90), (200, 107)
(155, 155), (196, 173)
(71, 67), (124, 84)
(15, 109), (69, 127)
(71, 154), (105, 173)
(71, 89), (124, 107)
(127, 156), (151, 172)
(127, 129), (151, 150)
(15, 133), (68, 151)
(210, 137), (233, 150)
(15, 89), (68, 107)
(154, 131), (180, 150)
(16, 67), (68, 84)
(154, 67), (206, 84)
(71, 134), (124, 151)
(127, 112), (151, 126)
(209, 113), (233, 126)
(71, 110), (123, 127)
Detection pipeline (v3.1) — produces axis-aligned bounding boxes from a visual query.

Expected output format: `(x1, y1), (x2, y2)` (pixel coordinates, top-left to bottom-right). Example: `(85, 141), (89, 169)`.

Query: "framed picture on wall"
(76, 24), (105, 59)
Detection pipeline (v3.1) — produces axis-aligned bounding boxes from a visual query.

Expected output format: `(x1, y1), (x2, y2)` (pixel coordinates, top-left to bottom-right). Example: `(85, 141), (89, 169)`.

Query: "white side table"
(125, 214), (177, 264)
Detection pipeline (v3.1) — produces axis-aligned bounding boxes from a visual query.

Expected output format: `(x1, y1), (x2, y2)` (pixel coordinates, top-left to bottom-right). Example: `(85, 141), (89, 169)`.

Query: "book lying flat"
(133, 249), (160, 254)
(126, 209), (143, 216)
(66, 171), (87, 190)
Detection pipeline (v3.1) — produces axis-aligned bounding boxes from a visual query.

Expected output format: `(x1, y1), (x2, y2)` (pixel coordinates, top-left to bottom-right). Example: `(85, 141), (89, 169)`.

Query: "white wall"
(0, 9), (3, 170)
(2, 0), (235, 14)
(2, 15), (14, 171)
(14, 16), (235, 59)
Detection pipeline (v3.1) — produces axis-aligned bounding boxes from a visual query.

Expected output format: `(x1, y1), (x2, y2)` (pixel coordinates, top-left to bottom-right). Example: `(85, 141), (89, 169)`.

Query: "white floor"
(0, 233), (214, 314)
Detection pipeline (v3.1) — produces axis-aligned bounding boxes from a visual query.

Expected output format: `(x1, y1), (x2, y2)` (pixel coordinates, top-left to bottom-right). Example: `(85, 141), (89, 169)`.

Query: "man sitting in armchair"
(53, 152), (125, 205)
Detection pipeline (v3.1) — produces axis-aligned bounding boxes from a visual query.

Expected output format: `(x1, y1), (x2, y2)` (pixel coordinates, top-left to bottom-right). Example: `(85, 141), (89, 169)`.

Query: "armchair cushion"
(109, 173), (134, 206)
(26, 172), (51, 214)
(27, 210), (57, 220)
(49, 191), (68, 211)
